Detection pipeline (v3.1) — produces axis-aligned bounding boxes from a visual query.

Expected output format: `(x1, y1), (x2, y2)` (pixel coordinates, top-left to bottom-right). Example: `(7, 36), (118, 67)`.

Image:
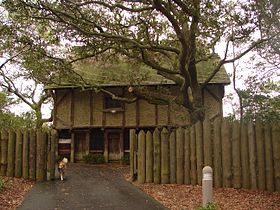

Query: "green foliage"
(83, 154), (105, 164)
(120, 154), (130, 165)
(0, 178), (5, 191)
(0, 111), (36, 128)
(241, 79), (280, 123)
(196, 203), (219, 210)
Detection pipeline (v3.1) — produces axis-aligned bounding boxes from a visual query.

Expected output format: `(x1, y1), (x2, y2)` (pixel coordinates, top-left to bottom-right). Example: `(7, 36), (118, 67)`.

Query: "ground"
(1, 165), (280, 210)
(0, 176), (34, 210)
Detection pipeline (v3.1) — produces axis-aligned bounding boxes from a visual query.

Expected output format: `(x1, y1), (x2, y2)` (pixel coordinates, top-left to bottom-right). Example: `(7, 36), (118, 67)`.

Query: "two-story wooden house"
(47, 61), (230, 163)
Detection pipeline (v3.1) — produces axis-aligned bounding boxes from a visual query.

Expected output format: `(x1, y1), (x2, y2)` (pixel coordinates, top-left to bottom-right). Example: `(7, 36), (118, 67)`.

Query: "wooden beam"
(70, 89), (75, 127)
(122, 88), (126, 128)
(120, 130), (124, 160)
(102, 93), (106, 127)
(70, 132), (75, 163)
(155, 104), (158, 126)
(104, 131), (108, 163)
(205, 86), (220, 102)
(167, 104), (171, 124)
(90, 91), (94, 126)
(85, 130), (90, 155)
(55, 90), (70, 107)
(53, 91), (58, 128)
(136, 99), (140, 128)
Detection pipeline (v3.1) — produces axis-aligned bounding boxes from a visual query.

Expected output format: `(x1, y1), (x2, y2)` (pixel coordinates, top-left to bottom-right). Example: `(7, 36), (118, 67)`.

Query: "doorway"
(106, 130), (123, 161)
(74, 131), (89, 162)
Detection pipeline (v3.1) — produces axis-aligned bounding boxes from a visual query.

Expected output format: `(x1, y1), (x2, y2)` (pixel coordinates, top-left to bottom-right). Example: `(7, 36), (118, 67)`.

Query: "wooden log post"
(232, 121), (241, 189)
(29, 129), (36, 180)
(264, 124), (274, 192)
(241, 123), (250, 189)
(176, 127), (184, 184)
(255, 119), (266, 190)
(190, 125), (197, 185)
(43, 131), (48, 181)
(49, 130), (57, 180)
(47, 131), (51, 180)
(22, 130), (29, 179)
(161, 128), (170, 184)
(71, 132), (75, 163)
(195, 121), (203, 185)
(146, 131), (153, 183)
(213, 117), (222, 188)
(138, 130), (146, 183)
(169, 131), (176, 184)
(15, 129), (23, 178)
(7, 129), (16, 177)
(153, 128), (161, 184)
(0, 130), (2, 170)
(221, 119), (232, 188)
(0, 129), (8, 176)
(272, 123), (280, 192)
(184, 128), (191, 185)
(129, 129), (136, 181)
(36, 130), (47, 182)
(248, 122), (257, 189)
(203, 118), (212, 167)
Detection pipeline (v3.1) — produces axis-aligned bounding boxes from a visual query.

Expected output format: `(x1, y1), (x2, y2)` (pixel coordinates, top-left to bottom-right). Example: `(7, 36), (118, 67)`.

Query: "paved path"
(18, 164), (167, 210)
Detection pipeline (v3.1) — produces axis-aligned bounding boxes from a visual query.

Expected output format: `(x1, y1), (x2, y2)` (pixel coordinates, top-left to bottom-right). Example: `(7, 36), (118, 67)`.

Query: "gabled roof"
(46, 59), (230, 89)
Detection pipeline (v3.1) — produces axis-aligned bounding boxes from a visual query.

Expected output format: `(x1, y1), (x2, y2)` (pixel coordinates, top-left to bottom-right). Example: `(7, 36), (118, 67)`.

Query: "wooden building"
(47, 62), (230, 163)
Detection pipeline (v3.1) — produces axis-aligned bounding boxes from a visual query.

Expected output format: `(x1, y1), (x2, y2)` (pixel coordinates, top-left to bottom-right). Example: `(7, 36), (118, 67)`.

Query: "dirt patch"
(119, 167), (280, 210)
(0, 176), (34, 210)
(133, 182), (280, 210)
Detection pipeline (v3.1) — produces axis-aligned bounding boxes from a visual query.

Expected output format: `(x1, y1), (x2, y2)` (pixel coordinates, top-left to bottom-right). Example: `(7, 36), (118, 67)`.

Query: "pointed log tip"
(162, 127), (169, 133)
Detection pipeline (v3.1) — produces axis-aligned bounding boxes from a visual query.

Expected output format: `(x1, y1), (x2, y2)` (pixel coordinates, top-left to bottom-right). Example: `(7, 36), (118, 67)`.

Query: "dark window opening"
(104, 96), (123, 109)
(90, 129), (104, 151)
(58, 129), (71, 139)
(124, 129), (130, 151)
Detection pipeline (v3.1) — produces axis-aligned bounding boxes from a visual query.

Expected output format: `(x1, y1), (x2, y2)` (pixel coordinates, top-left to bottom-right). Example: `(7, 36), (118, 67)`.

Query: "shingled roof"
(46, 58), (230, 89)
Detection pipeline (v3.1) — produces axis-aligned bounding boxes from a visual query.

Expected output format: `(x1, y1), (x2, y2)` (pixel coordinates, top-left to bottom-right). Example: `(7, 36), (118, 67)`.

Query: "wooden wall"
(53, 85), (224, 129)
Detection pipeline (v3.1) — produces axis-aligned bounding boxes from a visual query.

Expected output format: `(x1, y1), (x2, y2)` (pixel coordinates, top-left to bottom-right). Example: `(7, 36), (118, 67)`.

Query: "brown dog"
(58, 157), (68, 181)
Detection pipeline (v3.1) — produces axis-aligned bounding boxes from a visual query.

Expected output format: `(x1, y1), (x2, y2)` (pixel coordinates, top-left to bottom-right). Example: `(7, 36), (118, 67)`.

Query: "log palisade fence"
(130, 118), (280, 192)
(0, 129), (57, 181)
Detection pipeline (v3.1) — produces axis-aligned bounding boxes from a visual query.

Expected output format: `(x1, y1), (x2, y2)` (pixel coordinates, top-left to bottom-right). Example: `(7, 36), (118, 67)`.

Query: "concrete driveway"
(17, 163), (167, 210)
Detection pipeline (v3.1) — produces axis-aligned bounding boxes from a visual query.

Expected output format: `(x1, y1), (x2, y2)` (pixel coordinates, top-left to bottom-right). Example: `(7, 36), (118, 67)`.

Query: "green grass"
(0, 178), (5, 191)
(120, 154), (130, 165)
(83, 154), (105, 164)
(196, 203), (219, 210)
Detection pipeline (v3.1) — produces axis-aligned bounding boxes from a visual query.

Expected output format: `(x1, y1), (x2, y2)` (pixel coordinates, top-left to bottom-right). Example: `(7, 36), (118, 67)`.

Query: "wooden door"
(108, 132), (121, 161)
(74, 132), (87, 161)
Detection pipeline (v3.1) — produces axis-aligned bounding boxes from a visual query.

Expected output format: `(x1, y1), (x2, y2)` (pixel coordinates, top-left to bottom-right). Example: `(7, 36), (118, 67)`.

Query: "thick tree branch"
(201, 36), (276, 88)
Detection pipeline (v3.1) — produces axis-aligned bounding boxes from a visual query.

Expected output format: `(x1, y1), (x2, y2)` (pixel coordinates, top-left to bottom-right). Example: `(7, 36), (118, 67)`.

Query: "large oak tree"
(1, 0), (278, 123)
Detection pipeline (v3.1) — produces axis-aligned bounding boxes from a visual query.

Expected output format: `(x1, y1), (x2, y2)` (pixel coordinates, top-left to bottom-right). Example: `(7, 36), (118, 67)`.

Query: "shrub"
(0, 178), (5, 190)
(83, 154), (105, 164)
(120, 154), (130, 165)
(197, 203), (219, 210)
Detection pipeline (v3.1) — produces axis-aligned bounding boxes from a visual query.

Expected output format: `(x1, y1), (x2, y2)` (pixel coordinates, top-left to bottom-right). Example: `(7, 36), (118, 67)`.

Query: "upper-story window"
(104, 96), (123, 109)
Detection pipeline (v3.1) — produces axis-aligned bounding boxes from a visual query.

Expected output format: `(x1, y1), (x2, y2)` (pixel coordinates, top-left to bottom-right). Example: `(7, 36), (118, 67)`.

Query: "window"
(104, 96), (123, 109)
(58, 129), (71, 139)
(90, 129), (104, 151)
(124, 129), (130, 151)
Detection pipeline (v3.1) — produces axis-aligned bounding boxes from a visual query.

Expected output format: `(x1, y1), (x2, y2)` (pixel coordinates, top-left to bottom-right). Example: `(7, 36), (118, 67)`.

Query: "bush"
(197, 203), (218, 210)
(0, 178), (5, 190)
(83, 154), (105, 164)
(120, 154), (130, 165)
